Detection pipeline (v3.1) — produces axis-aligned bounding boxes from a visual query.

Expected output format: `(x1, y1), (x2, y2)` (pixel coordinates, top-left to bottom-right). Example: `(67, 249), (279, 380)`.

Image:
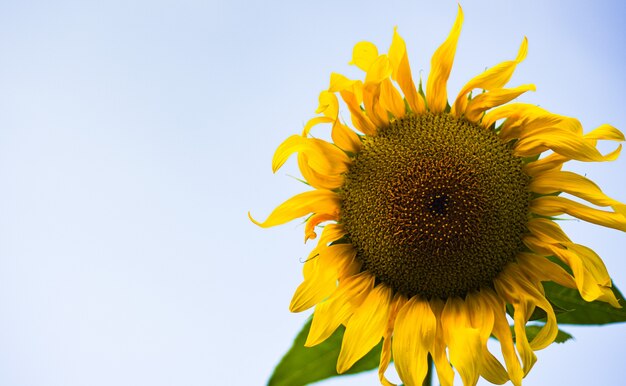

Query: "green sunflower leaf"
(268, 318), (381, 386)
(543, 281), (626, 325)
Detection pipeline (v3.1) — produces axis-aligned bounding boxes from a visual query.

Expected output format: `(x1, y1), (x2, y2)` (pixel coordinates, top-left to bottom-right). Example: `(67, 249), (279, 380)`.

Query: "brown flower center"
(340, 112), (531, 299)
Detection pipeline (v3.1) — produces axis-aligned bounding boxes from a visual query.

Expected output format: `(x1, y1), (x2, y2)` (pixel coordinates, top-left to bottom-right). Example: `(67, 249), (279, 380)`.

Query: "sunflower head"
(251, 6), (625, 386)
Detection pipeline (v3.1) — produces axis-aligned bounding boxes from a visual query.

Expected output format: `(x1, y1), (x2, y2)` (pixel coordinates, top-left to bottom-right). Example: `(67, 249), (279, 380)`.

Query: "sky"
(0, 1), (625, 385)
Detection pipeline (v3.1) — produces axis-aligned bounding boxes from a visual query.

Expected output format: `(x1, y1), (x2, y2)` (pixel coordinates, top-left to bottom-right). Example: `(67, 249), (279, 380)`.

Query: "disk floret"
(340, 113), (531, 298)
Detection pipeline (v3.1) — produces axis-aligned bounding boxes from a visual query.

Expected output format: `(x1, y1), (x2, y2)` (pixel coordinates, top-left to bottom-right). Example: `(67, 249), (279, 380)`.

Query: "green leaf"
(268, 318), (381, 386)
(543, 281), (626, 325)
(510, 324), (573, 344)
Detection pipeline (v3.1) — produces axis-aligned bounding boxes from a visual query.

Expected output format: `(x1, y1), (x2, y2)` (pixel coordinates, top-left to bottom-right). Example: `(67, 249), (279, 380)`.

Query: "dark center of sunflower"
(340, 112), (531, 299)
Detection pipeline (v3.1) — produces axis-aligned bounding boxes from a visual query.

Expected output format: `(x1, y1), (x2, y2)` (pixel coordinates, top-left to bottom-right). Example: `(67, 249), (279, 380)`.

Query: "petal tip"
(248, 211), (262, 227)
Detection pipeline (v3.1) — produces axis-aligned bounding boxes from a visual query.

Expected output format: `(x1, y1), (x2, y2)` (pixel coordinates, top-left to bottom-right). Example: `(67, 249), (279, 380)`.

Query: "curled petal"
(350, 41), (379, 72)
(530, 170), (626, 214)
(584, 123), (625, 141)
(536, 242), (621, 307)
(249, 190), (340, 228)
(304, 212), (338, 242)
(465, 292), (509, 385)
(514, 127), (623, 161)
(328, 73), (377, 135)
(272, 135), (350, 175)
(483, 103), (549, 133)
(530, 195), (626, 232)
(363, 81), (389, 128)
(453, 37), (528, 116)
(464, 84), (536, 122)
(316, 90), (340, 119)
(516, 252), (577, 289)
(524, 123), (624, 176)
(482, 289), (523, 386)
(297, 153), (344, 190)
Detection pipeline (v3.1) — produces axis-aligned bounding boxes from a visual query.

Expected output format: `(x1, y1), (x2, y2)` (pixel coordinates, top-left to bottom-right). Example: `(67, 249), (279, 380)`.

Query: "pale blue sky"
(0, 1), (625, 385)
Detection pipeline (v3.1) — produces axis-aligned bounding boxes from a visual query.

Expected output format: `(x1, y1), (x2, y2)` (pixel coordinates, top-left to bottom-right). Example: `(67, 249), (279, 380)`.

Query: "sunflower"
(250, 6), (625, 386)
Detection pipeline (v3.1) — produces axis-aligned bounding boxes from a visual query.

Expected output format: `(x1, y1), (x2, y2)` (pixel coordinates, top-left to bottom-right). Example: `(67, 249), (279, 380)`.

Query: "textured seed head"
(340, 112), (531, 299)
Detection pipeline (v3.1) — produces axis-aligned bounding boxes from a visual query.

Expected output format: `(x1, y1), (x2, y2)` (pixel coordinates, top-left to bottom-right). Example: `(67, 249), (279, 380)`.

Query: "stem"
(423, 354), (434, 386)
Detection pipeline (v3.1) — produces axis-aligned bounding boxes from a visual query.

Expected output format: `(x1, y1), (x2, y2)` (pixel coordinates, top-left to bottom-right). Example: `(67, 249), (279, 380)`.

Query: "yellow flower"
(251, 6), (625, 386)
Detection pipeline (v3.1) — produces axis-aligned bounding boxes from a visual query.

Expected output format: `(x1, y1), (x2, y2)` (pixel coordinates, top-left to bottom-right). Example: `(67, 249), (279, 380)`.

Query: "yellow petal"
(272, 135), (350, 175)
(329, 72), (360, 94)
(493, 272), (537, 375)
(302, 116), (334, 137)
(379, 78), (406, 119)
(584, 123), (625, 141)
(523, 152), (567, 177)
(565, 243), (612, 287)
(249, 190), (339, 228)
(365, 54), (393, 84)
(526, 217), (571, 243)
(297, 153), (345, 190)
(315, 90), (340, 119)
(530, 195), (626, 232)
(328, 73), (377, 135)
(523, 235), (616, 305)
(289, 266), (337, 313)
(350, 41), (379, 72)
(530, 170), (626, 214)
(290, 244), (359, 312)
(524, 123), (624, 176)
(388, 27), (425, 114)
(363, 81), (389, 128)
(514, 127), (622, 161)
(312, 223), (347, 251)
(337, 284), (392, 373)
(392, 297), (437, 386)
(441, 297), (482, 386)
(340, 88), (377, 135)
(301, 223), (347, 280)
(496, 266), (558, 352)
(378, 293), (408, 386)
(550, 244), (620, 307)
(453, 37), (528, 116)
(482, 289), (523, 386)
(426, 5), (463, 113)
(429, 298), (455, 386)
(464, 84), (536, 122)
(516, 252), (577, 289)
(465, 292), (509, 385)
(306, 272), (374, 346)
(331, 121), (361, 154)
(482, 103), (548, 133)
(304, 212), (338, 242)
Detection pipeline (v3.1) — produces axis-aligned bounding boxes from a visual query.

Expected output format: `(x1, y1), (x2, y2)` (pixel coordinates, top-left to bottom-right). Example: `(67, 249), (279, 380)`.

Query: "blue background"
(0, 1), (624, 385)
